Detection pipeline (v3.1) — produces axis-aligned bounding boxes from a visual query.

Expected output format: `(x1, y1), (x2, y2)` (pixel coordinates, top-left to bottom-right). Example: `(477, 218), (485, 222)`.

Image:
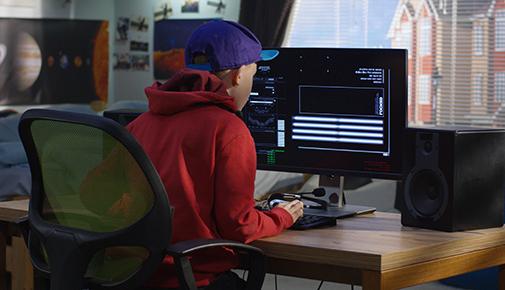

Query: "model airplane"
(207, 0), (226, 13)
(131, 17), (148, 31)
(155, 3), (173, 21)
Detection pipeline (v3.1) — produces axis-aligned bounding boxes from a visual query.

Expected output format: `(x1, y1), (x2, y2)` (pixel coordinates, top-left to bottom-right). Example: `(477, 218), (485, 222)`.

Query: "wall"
(0, 0), (240, 106)
(113, 0), (241, 102)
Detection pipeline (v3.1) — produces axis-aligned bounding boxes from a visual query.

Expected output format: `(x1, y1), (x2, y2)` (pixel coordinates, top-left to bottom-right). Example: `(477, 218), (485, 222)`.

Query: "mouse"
(268, 199), (288, 209)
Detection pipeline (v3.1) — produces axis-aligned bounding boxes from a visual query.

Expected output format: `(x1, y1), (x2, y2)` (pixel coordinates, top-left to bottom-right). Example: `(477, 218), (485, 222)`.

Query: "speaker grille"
(405, 168), (448, 220)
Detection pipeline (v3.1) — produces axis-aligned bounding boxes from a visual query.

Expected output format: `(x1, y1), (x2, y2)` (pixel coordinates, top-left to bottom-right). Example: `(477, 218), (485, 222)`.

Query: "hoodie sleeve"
(213, 133), (294, 244)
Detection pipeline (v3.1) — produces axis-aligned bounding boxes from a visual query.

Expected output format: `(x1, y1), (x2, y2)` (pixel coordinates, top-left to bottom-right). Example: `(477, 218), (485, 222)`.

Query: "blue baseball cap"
(185, 20), (278, 71)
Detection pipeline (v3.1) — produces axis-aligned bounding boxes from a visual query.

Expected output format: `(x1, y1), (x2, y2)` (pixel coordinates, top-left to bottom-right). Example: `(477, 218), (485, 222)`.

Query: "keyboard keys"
(290, 215), (337, 230)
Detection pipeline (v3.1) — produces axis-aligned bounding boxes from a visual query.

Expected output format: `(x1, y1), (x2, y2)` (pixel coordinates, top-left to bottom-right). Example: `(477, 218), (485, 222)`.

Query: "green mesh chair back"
(19, 109), (172, 290)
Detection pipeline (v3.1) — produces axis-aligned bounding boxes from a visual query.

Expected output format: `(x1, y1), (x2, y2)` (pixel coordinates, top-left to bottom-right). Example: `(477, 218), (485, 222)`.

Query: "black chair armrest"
(166, 239), (263, 256)
(165, 239), (265, 290)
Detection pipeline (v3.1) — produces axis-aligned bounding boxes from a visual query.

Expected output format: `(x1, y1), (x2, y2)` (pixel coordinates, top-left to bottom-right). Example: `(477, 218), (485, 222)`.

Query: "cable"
(351, 285), (354, 290)
(317, 280), (324, 290)
(242, 270), (247, 280)
(274, 274), (278, 290)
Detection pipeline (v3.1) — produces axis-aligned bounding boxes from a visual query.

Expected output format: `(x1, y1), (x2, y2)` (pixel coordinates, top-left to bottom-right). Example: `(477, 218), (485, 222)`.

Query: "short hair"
(190, 53), (230, 77)
(191, 54), (209, 65)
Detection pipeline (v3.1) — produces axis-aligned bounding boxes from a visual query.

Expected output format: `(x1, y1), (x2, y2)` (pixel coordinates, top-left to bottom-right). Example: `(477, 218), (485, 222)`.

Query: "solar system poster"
(153, 19), (212, 80)
(0, 19), (109, 106)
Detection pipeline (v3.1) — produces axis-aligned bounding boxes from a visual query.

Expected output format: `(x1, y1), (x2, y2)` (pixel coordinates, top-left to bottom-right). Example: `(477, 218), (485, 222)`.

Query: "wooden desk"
(252, 212), (505, 290)
(2, 200), (505, 290)
(0, 199), (32, 290)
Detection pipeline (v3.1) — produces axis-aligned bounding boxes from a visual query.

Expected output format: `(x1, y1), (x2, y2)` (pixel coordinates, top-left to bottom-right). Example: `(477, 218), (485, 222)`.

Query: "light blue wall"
(113, 0), (241, 102)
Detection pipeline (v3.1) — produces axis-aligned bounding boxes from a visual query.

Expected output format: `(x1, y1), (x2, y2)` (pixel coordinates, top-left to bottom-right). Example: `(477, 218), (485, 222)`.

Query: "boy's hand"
(277, 200), (304, 224)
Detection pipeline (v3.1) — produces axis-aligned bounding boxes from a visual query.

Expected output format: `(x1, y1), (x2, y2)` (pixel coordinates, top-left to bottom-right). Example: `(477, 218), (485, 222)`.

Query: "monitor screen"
(242, 48), (407, 179)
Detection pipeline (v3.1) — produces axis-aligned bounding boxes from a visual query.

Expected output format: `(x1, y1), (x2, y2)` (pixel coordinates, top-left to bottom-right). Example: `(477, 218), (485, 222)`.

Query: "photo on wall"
(113, 53), (131, 70)
(154, 1), (173, 21)
(131, 16), (149, 32)
(0, 18), (109, 106)
(131, 54), (150, 71)
(207, 0), (226, 14)
(130, 41), (149, 52)
(181, 0), (199, 13)
(116, 17), (130, 41)
(153, 18), (213, 80)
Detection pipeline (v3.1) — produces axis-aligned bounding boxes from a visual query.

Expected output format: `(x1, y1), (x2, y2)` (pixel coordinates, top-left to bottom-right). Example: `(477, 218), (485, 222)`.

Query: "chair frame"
(18, 109), (265, 290)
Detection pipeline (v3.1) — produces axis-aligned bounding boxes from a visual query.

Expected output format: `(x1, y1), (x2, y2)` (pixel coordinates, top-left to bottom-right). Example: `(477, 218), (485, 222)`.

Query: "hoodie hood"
(145, 69), (237, 116)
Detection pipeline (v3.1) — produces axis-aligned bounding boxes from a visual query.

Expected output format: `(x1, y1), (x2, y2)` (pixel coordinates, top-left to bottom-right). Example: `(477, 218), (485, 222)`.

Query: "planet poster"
(153, 19), (212, 80)
(0, 19), (109, 106)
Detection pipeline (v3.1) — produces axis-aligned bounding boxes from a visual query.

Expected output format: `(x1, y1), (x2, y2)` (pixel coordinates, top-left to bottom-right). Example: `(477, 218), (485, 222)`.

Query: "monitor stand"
(303, 175), (376, 218)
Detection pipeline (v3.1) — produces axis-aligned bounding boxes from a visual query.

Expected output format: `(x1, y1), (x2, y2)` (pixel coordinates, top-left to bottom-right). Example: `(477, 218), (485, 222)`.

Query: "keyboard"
(290, 215), (337, 230)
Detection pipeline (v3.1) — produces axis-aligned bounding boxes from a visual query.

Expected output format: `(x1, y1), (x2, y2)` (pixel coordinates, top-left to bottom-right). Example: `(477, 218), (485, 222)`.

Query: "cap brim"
(186, 63), (212, 71)
(187, 49), (279, 71)
(260, 50), (279, 61)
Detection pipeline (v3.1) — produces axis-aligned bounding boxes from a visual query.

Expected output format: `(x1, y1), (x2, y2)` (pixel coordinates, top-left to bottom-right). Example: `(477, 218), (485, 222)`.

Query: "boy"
(128, 20), (304, 289)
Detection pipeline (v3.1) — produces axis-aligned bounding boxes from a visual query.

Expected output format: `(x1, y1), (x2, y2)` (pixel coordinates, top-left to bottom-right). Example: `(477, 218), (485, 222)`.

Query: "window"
(419, 18), (431, 56)
(472, 74), (483, 105)
(284, 1), (505, 128)
(473, 22), (483, 56)
(497, 9), (505, 51)
(417, 75), (431, 104)
(497, 73), (505, 103)
(398, 22), (413, 56)
(284, 0), (368, 47)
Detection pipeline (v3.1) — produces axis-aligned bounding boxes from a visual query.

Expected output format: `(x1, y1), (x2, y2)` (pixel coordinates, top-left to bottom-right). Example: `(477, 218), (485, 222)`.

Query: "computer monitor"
(243, 48), (407, 180)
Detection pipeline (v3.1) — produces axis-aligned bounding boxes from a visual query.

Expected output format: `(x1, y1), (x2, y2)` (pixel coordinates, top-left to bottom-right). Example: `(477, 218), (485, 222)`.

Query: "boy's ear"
(230, 67), (242, 86)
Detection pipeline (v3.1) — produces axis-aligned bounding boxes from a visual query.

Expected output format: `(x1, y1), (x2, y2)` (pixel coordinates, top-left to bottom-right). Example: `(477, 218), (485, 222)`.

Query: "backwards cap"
(185, 20), (275, 71)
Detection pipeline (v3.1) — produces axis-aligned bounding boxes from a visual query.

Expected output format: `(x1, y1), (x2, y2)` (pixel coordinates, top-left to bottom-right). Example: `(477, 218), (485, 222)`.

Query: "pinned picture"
(207, 0), (226, 14)
(154, 1), (173, 21)
(113, 53), (131, 70)
(181, 0), (199, 13)
(131, 54), (150, 71)
(131, 16), (149, 32)
(130, 41), (149, 52)
(116, 17), (130, 41)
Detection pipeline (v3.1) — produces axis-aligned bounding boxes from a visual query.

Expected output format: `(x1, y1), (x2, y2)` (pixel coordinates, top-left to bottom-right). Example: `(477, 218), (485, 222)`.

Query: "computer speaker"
(399, 127), (505, 231)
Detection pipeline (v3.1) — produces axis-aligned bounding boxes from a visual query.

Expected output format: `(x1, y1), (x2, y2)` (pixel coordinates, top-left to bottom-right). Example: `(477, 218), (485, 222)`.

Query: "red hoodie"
(127, 69), (293, 288)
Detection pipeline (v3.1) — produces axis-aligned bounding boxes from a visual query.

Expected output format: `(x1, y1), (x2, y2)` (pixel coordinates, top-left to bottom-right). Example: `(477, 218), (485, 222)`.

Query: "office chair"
(18, 109), (265, 290)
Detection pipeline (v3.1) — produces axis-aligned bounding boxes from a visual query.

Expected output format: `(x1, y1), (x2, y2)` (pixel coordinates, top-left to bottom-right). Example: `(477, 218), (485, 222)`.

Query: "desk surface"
(0, 199), (29, 223)
(253, 211), (505, 272)
(2, 199), (505, 273)
(3, 199), (505, 289)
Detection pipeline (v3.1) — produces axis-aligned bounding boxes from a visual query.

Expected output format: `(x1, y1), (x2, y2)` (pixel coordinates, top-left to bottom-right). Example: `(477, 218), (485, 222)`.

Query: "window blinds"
(285, 0), (505, 128)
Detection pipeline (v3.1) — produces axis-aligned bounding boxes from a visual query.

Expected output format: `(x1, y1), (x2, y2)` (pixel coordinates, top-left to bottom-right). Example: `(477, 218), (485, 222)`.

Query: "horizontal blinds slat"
(285, 0), (505, 128)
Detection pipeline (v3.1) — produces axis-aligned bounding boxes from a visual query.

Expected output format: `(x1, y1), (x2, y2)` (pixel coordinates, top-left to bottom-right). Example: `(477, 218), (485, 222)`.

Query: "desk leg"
(0, 228), (6, 290)
(8, 236), (33, 290)
(499, 265), (505, 290)
(362, 270), (386, 290)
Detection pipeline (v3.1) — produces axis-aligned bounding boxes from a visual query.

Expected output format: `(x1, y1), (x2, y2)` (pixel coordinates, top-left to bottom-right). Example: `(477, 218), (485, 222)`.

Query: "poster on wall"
(130, 41), (149, 52)
(181, 0), (199, 13)
(154, 19), (212, 80)
(0, 19), (109, 106)
(116, 17), (130, 41)
(131, 16), (149, 32)
(154, 2), (173, 21)
(131, 54), (150, 71)
(113, 53), (131, 70)
(207, 0), (226, 14)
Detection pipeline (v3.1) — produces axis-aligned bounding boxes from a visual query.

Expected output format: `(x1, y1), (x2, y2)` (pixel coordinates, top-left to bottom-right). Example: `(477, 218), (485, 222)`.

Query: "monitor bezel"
(251, 47), (408, 180)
